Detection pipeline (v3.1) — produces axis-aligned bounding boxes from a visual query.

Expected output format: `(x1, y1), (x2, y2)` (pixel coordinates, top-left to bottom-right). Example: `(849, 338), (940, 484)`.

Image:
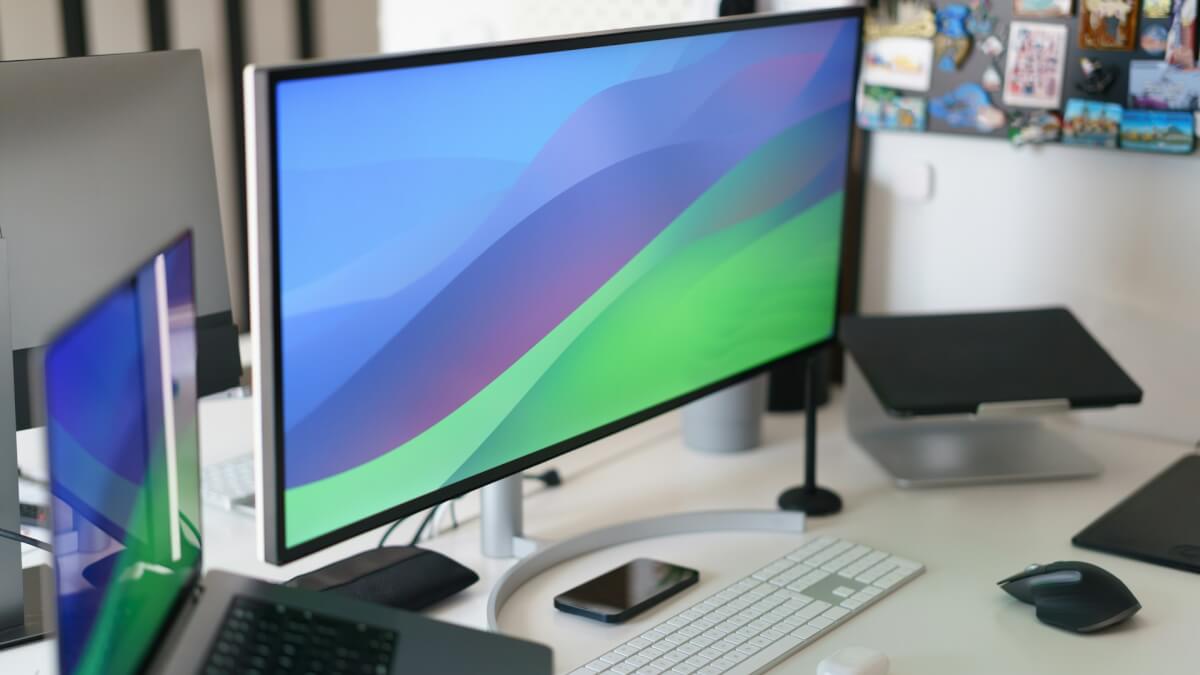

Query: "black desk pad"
(840, 307), (1142, 416)
(1074, 454), (1200, 574)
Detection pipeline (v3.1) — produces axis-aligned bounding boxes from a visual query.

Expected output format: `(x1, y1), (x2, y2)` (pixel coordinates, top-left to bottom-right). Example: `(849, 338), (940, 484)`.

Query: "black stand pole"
(777, 355), (843, 516)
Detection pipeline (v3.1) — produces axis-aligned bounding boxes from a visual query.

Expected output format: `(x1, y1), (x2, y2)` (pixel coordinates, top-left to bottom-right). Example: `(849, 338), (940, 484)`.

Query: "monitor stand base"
(778, 486), (842, 516)
(0, 565), (51, 651)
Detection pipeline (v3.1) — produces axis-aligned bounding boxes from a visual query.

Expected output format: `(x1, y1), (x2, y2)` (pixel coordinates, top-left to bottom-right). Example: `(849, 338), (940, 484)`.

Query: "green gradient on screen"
(284, 166), (843, 548)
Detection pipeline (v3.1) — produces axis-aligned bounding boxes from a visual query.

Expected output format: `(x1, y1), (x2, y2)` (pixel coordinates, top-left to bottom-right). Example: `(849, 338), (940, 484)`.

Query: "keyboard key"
(857, 561), (898, 584)
(752, 560), (795, 581)
(823, 607), (850, 621)
(616, 644), (640, 657)
(760, 628), (786, 642)
(875, 571), (910, 589)
(792, 624), (821, 641)
(748, 635), (774, 649)
(735, 643), (761, 656)
(664, 633), (689, 646)
(725, 648), (750, 663)
(661, 649), (687, 664)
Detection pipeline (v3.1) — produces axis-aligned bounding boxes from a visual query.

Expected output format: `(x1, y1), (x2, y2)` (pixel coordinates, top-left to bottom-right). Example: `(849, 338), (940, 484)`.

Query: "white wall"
(378, 0), (848, 51)
(379, 0), (716, 51)
(863, 132), (1200, 443)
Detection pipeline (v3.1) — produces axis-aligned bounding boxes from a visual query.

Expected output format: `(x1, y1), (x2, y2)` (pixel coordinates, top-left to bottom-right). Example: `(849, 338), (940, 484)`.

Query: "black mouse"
(998, 561), (1141, 633)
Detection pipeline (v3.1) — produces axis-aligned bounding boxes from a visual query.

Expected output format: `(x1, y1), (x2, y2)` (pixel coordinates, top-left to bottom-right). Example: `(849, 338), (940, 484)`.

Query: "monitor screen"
(266, 11), (861, 554)
(45, 234), (201, 675)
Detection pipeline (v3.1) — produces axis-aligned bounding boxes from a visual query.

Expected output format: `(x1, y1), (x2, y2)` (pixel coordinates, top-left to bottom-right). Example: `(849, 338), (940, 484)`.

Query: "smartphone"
(553, 558), (699, 624)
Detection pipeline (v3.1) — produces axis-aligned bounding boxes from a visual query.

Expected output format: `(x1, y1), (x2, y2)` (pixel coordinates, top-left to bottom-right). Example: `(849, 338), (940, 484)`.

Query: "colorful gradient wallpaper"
(46, 236), (202, 674)
(274, 16), (861, 548)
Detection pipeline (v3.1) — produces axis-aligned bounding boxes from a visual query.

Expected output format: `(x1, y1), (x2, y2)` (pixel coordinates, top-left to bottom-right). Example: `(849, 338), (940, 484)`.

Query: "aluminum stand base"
(846, 361), (1102, 488)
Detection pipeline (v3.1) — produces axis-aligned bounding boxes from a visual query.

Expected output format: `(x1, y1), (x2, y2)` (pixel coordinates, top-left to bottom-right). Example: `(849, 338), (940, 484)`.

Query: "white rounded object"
(816, 646), (890, 675)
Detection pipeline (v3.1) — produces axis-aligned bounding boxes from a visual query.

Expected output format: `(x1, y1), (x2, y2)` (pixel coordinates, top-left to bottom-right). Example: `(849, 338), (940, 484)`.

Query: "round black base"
(777, 486), (843, 517)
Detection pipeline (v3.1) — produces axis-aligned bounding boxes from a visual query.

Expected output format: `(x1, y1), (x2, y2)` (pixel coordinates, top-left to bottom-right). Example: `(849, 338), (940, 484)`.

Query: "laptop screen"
(44, 234), (202, 675)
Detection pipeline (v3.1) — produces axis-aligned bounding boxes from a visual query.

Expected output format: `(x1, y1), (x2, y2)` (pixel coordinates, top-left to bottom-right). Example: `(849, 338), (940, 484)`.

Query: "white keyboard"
(570, 537), (923, 675)
(201, 454), (256, 511)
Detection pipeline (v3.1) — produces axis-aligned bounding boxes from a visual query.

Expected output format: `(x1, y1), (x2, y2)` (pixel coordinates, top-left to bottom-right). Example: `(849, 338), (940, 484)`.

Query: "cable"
(377, 516), (408, 549)
(409, 508), (439, 546)
(0, 527), (52, 552)
(379, 468), (560, 549)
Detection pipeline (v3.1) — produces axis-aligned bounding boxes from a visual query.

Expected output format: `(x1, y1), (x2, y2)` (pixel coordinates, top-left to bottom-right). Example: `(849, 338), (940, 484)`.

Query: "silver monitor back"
(0, 49), (241, 415)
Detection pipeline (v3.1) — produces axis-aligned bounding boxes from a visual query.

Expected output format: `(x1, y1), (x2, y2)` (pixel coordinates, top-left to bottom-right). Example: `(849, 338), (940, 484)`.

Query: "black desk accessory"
(842, 308), (1142, 416)
(1073, 454), (1200, 574)
(286, 546), (478, 611)
(719, 0), (757, 17)
(778, 355), (843, 516)
(998, 561), (1141, 634)
(841, 307), (1142, 487)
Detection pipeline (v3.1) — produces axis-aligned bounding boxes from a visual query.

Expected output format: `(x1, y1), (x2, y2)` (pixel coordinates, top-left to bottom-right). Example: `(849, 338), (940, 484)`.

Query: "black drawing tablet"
(1074, 454), (1200, 574)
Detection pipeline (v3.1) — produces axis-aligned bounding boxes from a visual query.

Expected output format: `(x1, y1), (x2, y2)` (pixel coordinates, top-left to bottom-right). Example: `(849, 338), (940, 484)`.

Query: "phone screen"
(554, 558), (699, 622)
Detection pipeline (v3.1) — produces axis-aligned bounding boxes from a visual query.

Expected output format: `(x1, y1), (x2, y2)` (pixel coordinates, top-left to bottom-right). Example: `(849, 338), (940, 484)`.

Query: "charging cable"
(0, 527), (52, 552)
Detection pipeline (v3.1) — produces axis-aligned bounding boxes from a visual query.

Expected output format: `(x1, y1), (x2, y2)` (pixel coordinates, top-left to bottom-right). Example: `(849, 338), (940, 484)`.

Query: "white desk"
(6, 390), (1198, 674)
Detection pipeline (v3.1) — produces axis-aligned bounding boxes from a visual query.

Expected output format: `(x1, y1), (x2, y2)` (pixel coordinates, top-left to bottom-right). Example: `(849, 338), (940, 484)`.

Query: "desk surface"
(7, 390), (1197, 675)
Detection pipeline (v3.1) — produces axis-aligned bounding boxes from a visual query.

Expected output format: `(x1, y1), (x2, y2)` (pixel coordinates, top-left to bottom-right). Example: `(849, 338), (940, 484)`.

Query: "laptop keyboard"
(202, 596), (398, 675)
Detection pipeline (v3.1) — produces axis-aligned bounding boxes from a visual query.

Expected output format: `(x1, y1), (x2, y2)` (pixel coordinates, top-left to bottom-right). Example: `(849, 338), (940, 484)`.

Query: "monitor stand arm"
(481, 475), (540, 559)
(777, 354), (843, 516)
(0, 239), (51, 650)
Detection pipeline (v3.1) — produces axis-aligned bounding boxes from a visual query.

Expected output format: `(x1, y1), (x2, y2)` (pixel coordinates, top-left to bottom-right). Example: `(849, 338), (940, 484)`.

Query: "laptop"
(42, 232), (552, 674)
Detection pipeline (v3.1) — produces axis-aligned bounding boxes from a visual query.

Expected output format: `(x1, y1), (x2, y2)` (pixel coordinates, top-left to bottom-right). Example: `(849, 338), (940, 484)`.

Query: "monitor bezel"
(250, 7), (864, 564)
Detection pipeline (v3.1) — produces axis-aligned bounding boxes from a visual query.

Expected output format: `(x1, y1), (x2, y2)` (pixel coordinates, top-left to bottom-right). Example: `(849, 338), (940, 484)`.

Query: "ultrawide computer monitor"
(44, 234), (202, 674)
(248, 9), (863, 563)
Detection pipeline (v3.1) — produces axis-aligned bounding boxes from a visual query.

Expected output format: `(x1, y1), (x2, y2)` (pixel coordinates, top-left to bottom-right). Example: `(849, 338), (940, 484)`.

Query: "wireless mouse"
(998, 561), (1141, 633)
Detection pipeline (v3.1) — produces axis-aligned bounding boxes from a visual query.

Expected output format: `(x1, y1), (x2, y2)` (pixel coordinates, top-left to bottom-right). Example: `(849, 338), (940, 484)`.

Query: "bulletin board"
(858, 0), (1199, 152)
